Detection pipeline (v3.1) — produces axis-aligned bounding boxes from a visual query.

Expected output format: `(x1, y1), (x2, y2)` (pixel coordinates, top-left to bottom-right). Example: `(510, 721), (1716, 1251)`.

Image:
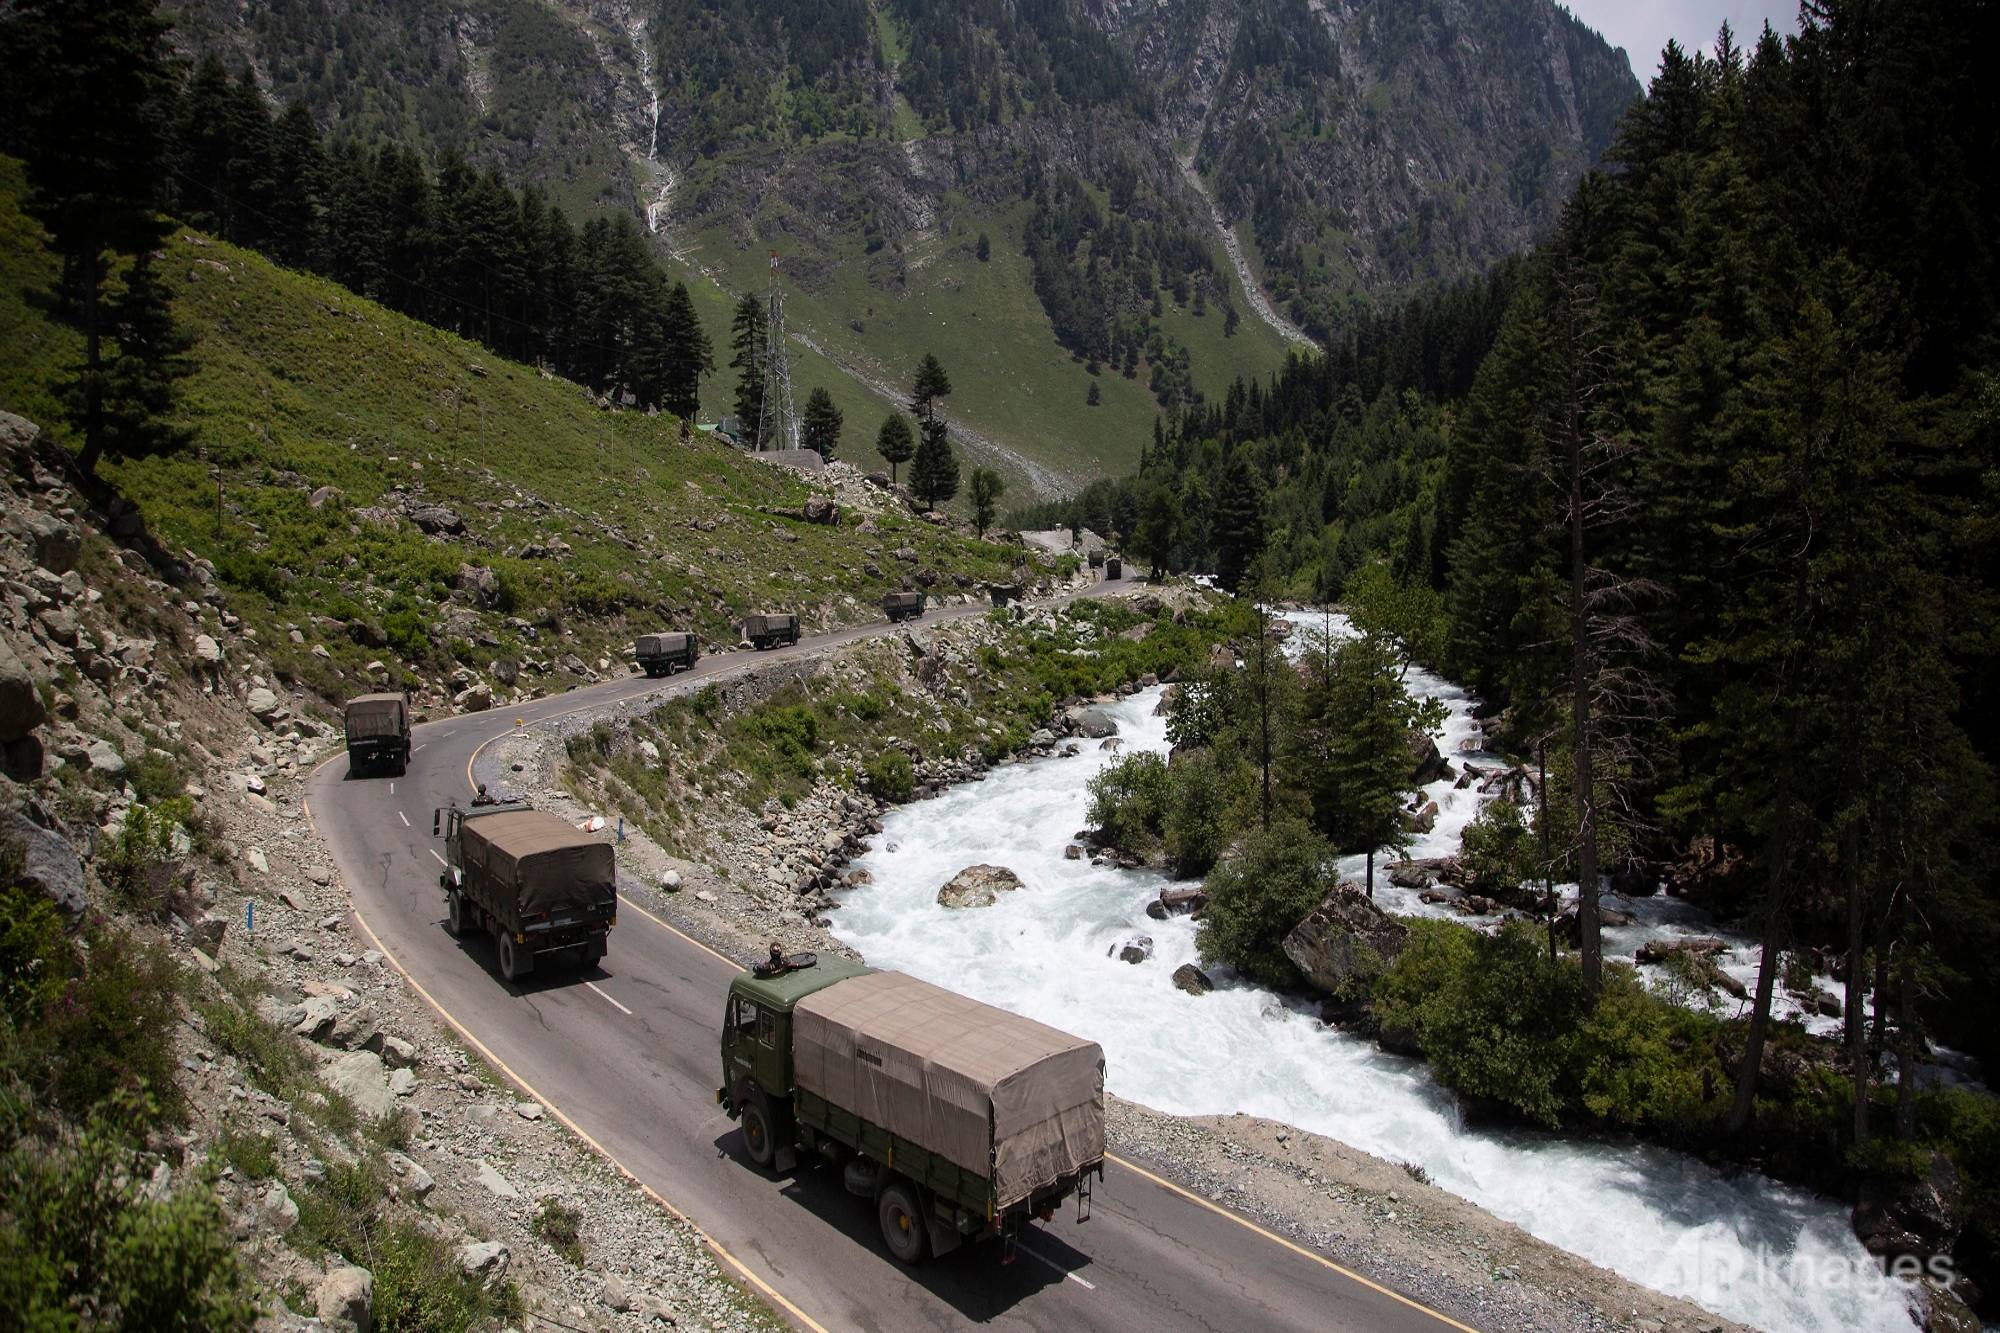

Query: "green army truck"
(343, 693), (410, 776)
(719, 954), (1105, 1263)
(742, 612), (801, 650)
(435, 802), (616, 982)
(635, 631), (698, 677)
(881, 590), (925, 622)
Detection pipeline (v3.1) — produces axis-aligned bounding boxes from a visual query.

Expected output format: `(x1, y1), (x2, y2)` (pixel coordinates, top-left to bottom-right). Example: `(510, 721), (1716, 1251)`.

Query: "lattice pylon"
(756, 250), (798, 452)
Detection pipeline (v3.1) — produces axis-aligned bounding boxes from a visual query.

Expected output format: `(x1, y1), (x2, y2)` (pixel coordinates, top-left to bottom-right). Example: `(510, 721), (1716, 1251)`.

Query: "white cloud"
(1563, 1), (1799, 83)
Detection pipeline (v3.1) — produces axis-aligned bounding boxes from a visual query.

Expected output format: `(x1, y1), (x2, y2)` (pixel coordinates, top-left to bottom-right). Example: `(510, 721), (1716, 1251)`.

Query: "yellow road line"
(1104, 1152), (1477, 1332)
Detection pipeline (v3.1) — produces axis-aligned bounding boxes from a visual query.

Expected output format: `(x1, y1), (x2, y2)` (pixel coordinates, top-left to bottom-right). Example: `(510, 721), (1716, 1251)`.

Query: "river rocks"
(936, 863), (1023, 908)
(1068, 707), (1118, 739)
(322, 1050), (395, 1120)
(1145, 887), (1206, 921)
(317, 1265), (374, 1332)
(1172, 963), (1214, 995)
(1400, 800), (1438, 835)
(1282, 883), (1409, 997)
(1635, 936), (1728, 966)
(1854, 1152), (1963, 1261)
(1064, 844), (1084, 861)
(1109, 934), (1153, 964)
(1408, 730), (1449, 786)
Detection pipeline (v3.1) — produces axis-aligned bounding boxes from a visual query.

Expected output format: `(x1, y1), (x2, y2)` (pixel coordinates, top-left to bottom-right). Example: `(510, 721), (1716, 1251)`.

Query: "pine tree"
(909, 417), (960, 509)
(968, 468), (1004, 537)
(730, 294), (766, 441)
(268, 100), (326, 271)
(975, 231), (991, 261)
(801, 387), (842, 459)
(1132, 483), (1181, 579)
(658, 282), (712, 422)
(90, 253), (195, 463)
(8, 0), (181, 474)
(875, 413), (915, 484)
(1211, 450), (1265, 591)
(1087, 379), (1101, 406)
(910, 352), (952, 423)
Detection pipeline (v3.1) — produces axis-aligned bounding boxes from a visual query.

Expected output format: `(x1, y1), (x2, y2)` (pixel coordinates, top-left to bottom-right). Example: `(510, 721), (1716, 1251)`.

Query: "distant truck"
(881, 590), (925, 622)
(719, 953), (1105, 1263)
(742, 612), (801, 650)
(1104, 556), (1122, 581)
(988, 583), (1022, 608)
(635, 631), (698, 677)
(343, 693), (410, 776)
(434, 801), (616, 982)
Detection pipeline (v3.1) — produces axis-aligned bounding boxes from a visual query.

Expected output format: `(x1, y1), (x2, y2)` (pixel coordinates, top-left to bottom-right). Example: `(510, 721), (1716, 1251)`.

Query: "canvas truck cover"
(459, 809), (616, 914)
(792, 971), (1105, 1210)
(344, 694), (405, 739)
(636, 633), (693, 655)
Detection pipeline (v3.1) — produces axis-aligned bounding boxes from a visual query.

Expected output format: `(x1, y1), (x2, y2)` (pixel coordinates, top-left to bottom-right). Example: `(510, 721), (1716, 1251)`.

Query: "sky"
(1562, 2), (1799, 83)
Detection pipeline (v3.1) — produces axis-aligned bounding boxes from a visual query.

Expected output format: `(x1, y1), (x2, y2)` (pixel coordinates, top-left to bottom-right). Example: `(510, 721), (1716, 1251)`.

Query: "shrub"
(533, 1197), (585, 1265)
(1457, 797), (1533, 896)
(1195, 820), (1338, 989)
(863, 749), (914, 803)
(1162, 748), (1249, 878)
(37, 921), (185, 1131)
(1086, 752), (1171, 856)
(1573, 965), (1723, 1138)
(213, 1125), (279, 1181)
(0, 1126), (255, 1330)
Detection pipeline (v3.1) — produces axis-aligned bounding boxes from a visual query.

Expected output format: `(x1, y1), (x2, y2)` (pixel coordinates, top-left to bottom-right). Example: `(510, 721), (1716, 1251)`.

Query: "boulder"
(193, 634), (223, 665)
(20, 512), (80, 574)
(802, 495), (839, 524)
(85, 738), (125, 776)
(308, 485), (343, 509)
(1064, 844), (1084, 861)
(455, 563), (501, 608)
(291, 995), (340, 1041)
(1172, 963), (1214, 996)
(459, 1239), (509, 1286)
(322, 1050), (395, 1120)
(1, 810), (85, 915)
(0, 639), (46, 742)
(378, 1035), (420, 1069)
(1635, 936), (1729, 966)
(1068, 707), (1118, 739)
(1399, 800), (1438, 835)
(316, 1266), (374, 1333)
(2, 734), (41, 781)
(476, 1159), (520, 1199)
(1109, 934), (1153, 964)
(407, 504), (465, 536)
(1156, 887), (1206, 916)
(260, 1181), (300, 1234)
(1282, 883), (1409, 998)
(1854, 1152), (1963, 1261)
(244, 687), (282, 722)
(1408, 730), (1449, 785)
(384, 1151), (433, 1201)
(1387, 860), (1436, 890)
(936, 864), (1024, 909)
(452, 683), (492, 713)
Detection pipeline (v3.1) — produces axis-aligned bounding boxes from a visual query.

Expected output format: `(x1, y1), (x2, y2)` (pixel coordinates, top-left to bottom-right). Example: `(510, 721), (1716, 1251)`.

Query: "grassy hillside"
(0, 160), (1032, 710)
(679, 192), (1296, 488)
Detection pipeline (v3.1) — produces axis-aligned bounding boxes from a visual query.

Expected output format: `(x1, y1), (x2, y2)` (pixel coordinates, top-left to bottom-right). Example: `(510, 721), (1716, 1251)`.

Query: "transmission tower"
(755, 251), (797, 452)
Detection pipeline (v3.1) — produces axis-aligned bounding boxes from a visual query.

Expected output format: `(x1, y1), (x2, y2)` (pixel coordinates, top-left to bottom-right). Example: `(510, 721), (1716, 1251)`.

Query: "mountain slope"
(163, 0), (1639, 494)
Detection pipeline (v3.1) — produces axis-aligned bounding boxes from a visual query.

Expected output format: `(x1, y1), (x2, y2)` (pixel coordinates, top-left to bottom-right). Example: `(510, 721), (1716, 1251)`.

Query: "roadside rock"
(316, 1265), (374, 1332)
(476, 1159), (520, 1199)
(321, 1050), (395, 1120)
(1172, 963), (1214, 996)
(245, 687), (282, 722)
(384, 1151), (434, 1201)
(936, 863), (1023, 909)
(453, 683), (492, 713)
(458, 1240), (510, 1288)
(0, 639), (47, 742)
(260, 1181), (300, 1234)
(1, 809), (85, 915)
(1282, 883), (1409, 997)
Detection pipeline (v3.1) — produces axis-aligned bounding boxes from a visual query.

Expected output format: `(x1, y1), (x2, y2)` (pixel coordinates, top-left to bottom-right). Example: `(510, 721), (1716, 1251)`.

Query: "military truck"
(434, 801), (616, 981)
(1104, 556), (1122, 581)
(718, 954), (1104, 1263)
(635, 631), (698, 677)
(343, 693), (410, 776)
(881, 590), (925, 622)
(987, 583), (1022, 608)
(742, 612), (801, 650)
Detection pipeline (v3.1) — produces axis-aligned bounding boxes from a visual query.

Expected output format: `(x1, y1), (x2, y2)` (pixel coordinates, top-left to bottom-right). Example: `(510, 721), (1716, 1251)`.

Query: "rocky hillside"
(160, 0), (1639, 490)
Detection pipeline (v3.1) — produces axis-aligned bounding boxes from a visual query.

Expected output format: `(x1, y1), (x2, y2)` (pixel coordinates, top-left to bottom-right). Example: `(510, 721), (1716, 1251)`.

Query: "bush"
(31, 918), (185, 1132)
(533, 1197), (585, 1265)
(373, 1218), (520, 1333)
(1195, 820), (1338, 989)
(1162, 748), (1249, 878)
(1457, 797), (1533, 897)
(863, 749), (914, 803)
(1574, 965), (1723, 1138)
(1086, 753), (1171, 856)
(0, 1127), (255, 1330)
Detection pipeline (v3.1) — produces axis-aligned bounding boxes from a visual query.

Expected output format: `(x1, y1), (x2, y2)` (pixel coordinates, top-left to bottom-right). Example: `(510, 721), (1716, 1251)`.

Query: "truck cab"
(719, 953), (872, 1158)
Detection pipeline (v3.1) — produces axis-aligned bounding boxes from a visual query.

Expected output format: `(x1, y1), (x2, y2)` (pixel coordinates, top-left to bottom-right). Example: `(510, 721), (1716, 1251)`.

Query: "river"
(830, 617), (1918, 1332)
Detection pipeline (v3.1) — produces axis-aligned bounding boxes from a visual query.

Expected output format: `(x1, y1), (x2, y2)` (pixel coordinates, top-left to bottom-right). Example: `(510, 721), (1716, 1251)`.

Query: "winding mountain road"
(304, 578), (1465, 1333)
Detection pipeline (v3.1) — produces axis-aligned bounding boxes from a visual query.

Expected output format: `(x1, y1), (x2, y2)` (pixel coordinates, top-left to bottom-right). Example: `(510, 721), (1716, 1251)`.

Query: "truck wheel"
(445, 891), (467, 937)
(580, 937), (606, 968)
(498, 932), (534, 982)
(740, 1093), (778, 1169)
(878, 1181), (929, 1264)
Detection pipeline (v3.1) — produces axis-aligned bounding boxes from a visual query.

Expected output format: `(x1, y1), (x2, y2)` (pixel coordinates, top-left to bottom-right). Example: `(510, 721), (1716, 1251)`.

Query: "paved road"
(305, 580), (1467, 1333)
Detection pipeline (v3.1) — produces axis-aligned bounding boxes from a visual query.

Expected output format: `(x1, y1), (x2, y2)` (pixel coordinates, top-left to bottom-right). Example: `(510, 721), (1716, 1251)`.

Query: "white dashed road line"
(585, 982), (632, 1015)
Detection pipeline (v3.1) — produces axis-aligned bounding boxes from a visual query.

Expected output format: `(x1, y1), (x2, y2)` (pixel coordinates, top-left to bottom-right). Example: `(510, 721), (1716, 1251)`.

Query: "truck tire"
(740, 1092), (778, 1169)
(580, 936), (606, 968)
(498, 931), (534, 982)
(445, 890), (468, 937)
(877, 1181), (929, 1264)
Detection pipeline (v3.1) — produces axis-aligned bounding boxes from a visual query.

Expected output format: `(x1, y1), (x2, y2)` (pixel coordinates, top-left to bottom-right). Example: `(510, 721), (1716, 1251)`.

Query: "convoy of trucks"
(718, 953), (1105, 1263)
(434, 801), (617, 981)
(342, 692), (410, 776)
(635, 631), (699, 677)
(881, 590), (925, 622)
(367, 573), (1119, 1267)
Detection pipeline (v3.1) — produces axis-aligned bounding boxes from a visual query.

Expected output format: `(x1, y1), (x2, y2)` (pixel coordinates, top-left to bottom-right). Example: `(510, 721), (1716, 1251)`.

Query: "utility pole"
(756, 251), (797, 452)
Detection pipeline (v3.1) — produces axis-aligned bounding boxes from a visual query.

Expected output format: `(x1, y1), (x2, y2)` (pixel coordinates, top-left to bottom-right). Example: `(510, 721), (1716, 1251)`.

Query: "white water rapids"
(831, 618), (1919, 1331)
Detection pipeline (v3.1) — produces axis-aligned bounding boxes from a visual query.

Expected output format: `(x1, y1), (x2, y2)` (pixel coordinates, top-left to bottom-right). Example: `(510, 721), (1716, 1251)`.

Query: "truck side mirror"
(432, 809), (440, 836)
